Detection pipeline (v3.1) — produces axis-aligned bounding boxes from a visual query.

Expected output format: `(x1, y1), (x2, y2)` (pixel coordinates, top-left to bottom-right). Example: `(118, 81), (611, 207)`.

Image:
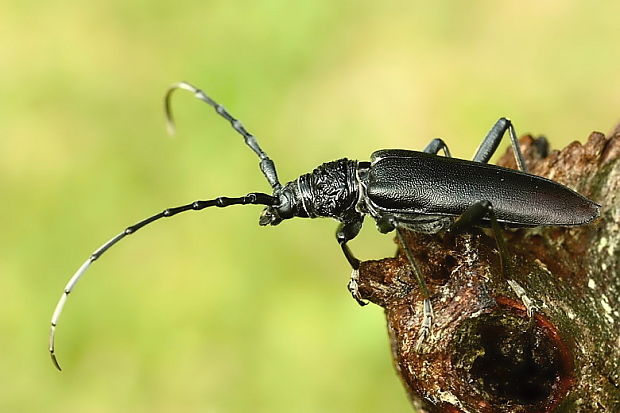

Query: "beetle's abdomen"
(366, 150), (599, 226)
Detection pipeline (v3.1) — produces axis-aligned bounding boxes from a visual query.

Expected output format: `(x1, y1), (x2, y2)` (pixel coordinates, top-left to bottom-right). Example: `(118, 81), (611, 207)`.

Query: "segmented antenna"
(49, 193), (277, 371)
(164, 81), (282, 190)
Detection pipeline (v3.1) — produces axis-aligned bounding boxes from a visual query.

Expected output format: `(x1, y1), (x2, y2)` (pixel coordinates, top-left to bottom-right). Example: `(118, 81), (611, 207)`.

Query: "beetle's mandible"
(49, 82), (600, 370)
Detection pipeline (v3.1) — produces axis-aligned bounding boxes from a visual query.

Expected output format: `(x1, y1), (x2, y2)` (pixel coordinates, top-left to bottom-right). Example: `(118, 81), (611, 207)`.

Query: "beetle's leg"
(336, 220), (366, 306)
(507, 280), (538, 318)
(450, 202), (538, 315)
(472, 118), (527, 172)
(165, 82), (282, 191)
(423, 138), (452, 157)
(394, 226), (434, 348)
(449, 200), (510, 276)
(49, 192), (277, 371)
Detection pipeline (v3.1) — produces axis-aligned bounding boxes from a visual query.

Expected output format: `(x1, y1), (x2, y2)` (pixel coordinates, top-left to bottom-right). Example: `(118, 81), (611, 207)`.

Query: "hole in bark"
(439, 255), (457, 279)
(454, 314), (566, 409)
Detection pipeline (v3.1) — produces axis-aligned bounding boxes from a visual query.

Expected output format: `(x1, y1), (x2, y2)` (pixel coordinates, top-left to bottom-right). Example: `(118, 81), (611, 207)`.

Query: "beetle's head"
(258, 183), (302, 226)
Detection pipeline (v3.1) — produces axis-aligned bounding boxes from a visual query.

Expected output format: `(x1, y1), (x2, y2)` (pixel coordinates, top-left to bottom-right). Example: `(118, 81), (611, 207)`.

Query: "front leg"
(336, 219), (366, 306)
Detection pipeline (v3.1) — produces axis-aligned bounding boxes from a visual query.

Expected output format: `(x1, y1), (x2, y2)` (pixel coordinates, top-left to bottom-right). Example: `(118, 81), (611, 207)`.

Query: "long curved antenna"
(165, 82), (282, 191)
(50, 192), (277, 371)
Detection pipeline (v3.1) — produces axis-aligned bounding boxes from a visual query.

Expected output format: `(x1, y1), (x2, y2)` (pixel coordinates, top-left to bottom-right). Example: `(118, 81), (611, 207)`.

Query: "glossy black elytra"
(49, 82), (600, 370)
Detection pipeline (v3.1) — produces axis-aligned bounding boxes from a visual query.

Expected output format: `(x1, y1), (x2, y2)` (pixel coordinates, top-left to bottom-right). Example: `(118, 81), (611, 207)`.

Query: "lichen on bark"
(357, 131), (620, 412)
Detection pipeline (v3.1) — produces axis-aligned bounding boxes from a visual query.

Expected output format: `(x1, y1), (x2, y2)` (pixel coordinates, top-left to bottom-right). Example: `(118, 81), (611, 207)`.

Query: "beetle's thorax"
(296, 159), (359, 220)
(260, 159), (360, 225)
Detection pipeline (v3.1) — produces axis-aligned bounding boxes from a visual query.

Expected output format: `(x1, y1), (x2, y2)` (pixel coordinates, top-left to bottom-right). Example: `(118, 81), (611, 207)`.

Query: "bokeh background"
(2, 1), (620, 412)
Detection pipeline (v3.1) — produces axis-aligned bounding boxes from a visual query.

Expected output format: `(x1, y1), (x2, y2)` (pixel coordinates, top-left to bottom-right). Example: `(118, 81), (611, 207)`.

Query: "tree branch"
(358, 131), (620, 412)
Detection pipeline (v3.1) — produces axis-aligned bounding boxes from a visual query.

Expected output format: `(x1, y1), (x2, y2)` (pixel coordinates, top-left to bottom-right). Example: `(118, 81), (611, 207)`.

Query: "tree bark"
(357, 130), (620, 412)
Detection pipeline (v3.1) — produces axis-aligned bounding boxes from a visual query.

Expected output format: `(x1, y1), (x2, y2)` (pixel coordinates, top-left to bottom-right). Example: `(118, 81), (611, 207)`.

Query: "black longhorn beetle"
(50, 81), (600, 370)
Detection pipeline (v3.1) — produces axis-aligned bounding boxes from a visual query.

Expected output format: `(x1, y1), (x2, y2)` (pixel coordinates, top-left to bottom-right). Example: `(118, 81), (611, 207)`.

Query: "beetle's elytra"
(49, 81), (600, 370)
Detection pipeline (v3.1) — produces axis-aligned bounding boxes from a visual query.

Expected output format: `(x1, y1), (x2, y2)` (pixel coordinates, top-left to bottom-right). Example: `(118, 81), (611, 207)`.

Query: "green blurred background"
(1, 1), (619, 412)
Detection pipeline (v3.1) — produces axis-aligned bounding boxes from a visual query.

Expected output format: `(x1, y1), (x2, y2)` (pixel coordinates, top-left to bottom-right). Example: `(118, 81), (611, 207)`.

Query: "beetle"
(49, 81), (600, 370)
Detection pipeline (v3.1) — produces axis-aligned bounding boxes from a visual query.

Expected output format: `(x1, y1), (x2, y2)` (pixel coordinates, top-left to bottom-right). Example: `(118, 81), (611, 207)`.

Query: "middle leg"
(393, 224), (434, 348)
(449, 200), (509, 275)
(450, 200), (538, 317)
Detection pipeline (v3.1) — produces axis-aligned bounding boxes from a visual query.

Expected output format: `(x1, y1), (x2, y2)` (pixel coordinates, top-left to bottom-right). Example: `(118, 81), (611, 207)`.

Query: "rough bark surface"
(357, 131), (620, 412)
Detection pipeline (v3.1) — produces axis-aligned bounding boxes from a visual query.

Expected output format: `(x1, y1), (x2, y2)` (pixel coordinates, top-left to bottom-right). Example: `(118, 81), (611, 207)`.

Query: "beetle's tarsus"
(523, 296), (538, 318)
(507, 279), (538, 317)
(348, 269), (368, 306)
(416, 328), (429, 350)
(415, 298), (434, 350)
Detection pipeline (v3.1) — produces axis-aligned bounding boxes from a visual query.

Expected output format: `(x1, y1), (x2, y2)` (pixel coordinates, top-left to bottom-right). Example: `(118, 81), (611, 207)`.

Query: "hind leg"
(472, 118), (527, 172)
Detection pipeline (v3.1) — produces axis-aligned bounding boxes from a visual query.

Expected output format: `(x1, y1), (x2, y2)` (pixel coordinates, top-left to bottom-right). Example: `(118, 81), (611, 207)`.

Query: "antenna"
(50, 193), (277, 370)
(165, 82), (282, 190)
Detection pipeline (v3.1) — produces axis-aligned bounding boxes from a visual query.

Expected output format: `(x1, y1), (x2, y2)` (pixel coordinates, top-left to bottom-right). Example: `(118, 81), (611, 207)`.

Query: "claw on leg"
(415, 298), (434, 350)
(507, 279), (538, 317)
(348, 268), (368, 306)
